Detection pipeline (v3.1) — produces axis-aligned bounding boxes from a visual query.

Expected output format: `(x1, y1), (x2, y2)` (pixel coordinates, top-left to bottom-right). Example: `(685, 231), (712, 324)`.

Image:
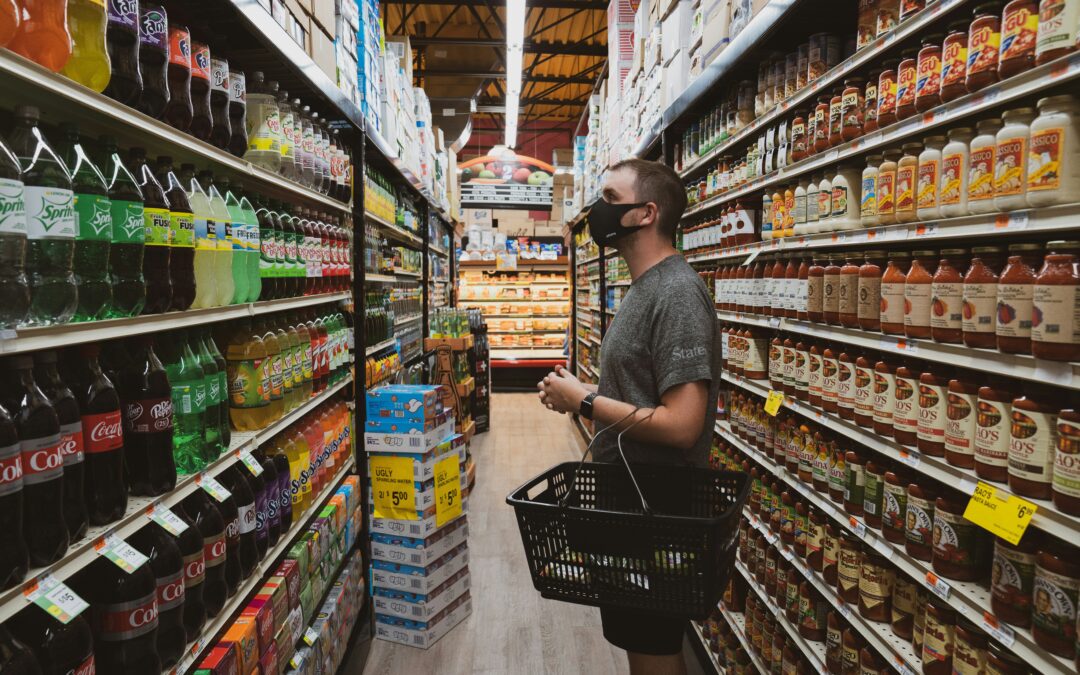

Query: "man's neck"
(617, 234), (679, 280)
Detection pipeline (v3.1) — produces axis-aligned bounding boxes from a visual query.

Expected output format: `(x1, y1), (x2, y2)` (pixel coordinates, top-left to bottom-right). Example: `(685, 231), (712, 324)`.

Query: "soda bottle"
(7, 106), (77, 326)
(157, 330), (204, 474)
(315, 116), (331, 195)
(309, 312), (328, 393)
(270, 201), (288, 297)
(226, 70), (247, 158)
(243, 72), (281, 171)
(135, 5), (169, 119)
(224, 320), (269, 431)
(254, 196), (277, 300)
(275, 87), (298, 181)
(127, 523), (186, 669)
(297, 102), (315, 188)
(288, 424), (311, 514)
(0, 136), (30, 329)
(117, 336), (176, 496)
(8, 608), (95, 675)
(200, 330), (229, 449)
(212, 478), (240, 597)
(239, 191), (260, 302)
(257, 317), (284, 422)
(1, 355), (69, 567)
(181, 488), (226, 617)
(103, 0), (141, 106)
(71, 551), (160, 674)
(129, 147), (171, 314)
(98, 136), (144, 318)
(0, 399), (28, 591)
(171, 502), (206, 638)
(162, 24), (192, 132)
(221, 178), (248, 305)
(58, 124), (112, 322)
(284, 321), (304, 408)
(209, 55), (231, 150)
(257, 448), (280, 546)
(155, 156), (194, 310)
(218, 464), (256, 580)
(200, 171), (233, 306)
(8, 0), (72, 72)
(0, 0), (19, 46)
(277, 321), (297, 412)
(189, 41), (212, 141)
(263, 444), (292, 532)
(0, 627), (42, 675)
(64, 343), (127, 525)
(279, 203), (298, 297)
(244, 448), (268, 558)
(31, 350), (87, 541)
(189, 329), (220, 462)
(62, 0), (111, 93)
(293, 313), (313, 401)
(182, 164), (214, 309)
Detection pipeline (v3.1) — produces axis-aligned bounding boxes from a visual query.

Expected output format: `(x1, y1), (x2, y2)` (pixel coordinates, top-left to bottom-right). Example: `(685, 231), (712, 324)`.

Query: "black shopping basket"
(506, 410), (749, 620)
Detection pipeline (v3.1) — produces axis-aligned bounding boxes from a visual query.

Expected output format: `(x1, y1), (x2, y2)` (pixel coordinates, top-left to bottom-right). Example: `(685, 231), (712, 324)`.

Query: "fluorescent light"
(505, 0), (526, 148)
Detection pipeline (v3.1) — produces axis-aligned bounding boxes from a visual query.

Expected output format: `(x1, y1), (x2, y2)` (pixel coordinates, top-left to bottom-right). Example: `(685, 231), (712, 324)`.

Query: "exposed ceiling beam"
(422, 70), (596, 84)
(409, 37), (605, 56)
(384, 0), (605, 8)
(481, 96), (587, 107)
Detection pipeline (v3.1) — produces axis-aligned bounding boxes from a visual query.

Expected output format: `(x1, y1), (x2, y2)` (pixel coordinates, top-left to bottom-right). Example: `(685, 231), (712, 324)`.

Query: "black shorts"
(599, 606), (686, 655)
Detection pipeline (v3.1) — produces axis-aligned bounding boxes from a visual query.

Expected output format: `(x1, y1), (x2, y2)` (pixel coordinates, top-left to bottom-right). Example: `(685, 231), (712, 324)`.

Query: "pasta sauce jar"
(894, 361), (922, 446)
(882, 469), (910, 544)
(1032, 240), (1080, 361)
(858, 551), (895, 623)
(917, 367), (951, 456)
(933, 493), (990, 581)
(975, 378), (1018, 482)
(1033, 543), (1080, 657)
(996, 242), (1043, 354)
(841, 78), (865, 142)
(903, 251), (937, 339)
(905, 480), (937, 561)
(880, 251), (911, 335)
(922, 600), (957, 675)
(876, 60), (900, 127)
(962, 246), (1004, 348)
(945, 374), (982, 468)
(967, 3), (1003, 93)
(1054, 404), (1080, 515)
(873, 359), (899, 437)
(940, 21), (970, 102)
(915, 34), (943, 112)
(855, 355), (876, 429)
(1008, 386), (1060, 500)
(895, 49), (918, 121)
(1027, 95), (1080, 208)
(858, 251), (885, 331)
(930, 248), (968, 343)
(998, 0), (1039, 79)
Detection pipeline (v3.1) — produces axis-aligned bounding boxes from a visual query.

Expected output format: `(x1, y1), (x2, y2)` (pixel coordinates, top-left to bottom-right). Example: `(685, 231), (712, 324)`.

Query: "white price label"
(23, 574), (89, 623)
(95, 534), (149, 573)
(926, 571), (951, 600)
(848, 517), (867, 538)
(147, 503), (189, 536)
(742, 248), (761, 266)
(197, 473), (232, 502)
(238, 450), (264, 476)
(780, 547), (794, 561)
(768, 317), (781, 328)
(290, 652), (306, 670)
(980, 612), (1016, 647)
(898, 449), (922, 469)
(303, 627), (320, 646)
(837, 601), (852, 619)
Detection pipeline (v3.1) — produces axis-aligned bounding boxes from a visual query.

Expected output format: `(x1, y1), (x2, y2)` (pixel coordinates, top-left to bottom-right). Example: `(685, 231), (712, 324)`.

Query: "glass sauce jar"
(841, 78), (865, 142)
(876, 149), (900, 225)
(839, 255), (861, 328)
(1027, 95), (1080, 208)
(823, 255), (843, 326)
(858, 251), (885, 331)
(895, 142), (921, 223)
(876, 60), (900, 127)
(1008, 386), (1060, 500)
(873, 359), (899, 437)
(1032, 240), (1080, 361)
(882, 468), (910, 543)
(945, 374), (982, 468)
(994, 106), (1037, 212)
(915, 33), (944, 112)
(905, 480), (937, 560)
(880, 251), (911, 335)
(998, 0), (1039, 79)
(1033, 543), (1080, 657)
(1054, 405), (1080, 515)
(917, 367), (951, 456)
(940, 21), (970, 103)
(855, 355), (876, 429)
(863, 458), (886, 528)
(967, 2), (1003, 93)
(858, 550), (895, 623)
(968, 117), (1004, 214)
(962, 246), (1004, 348)
(940, 126), (975, 216)
(895, 49), (919, 120)
(922, 600), (956, 675)
(996, 242), (1042, 354)
(808, 256), (825, 323)
(933, 493), (990, 581)
(903, 251), (937, 339)
(930, 248), (968, 343)
(975, 378), (1018, 482)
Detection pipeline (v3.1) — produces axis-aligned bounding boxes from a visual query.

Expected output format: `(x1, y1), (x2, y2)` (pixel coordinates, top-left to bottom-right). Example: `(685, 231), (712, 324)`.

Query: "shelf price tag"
(848, 516), (867, 538)
(764, 390), (785, 417)
(237, 449), (264, 476)
(303, 627), (320, 646)
(925, 571), (952, 600)
(434, 454), (463, 527)
(912, 222), (938, 237)
(897, 448), (921, 469)
(980, 612), (1016, 647)
(23, 574), (88, 623)
(768, 317), (781, 328)
(196, 473), (232, 503)
(962, 481), (1037, 545)
(994, 211), (1030, 230)
(371, 455), (418, 521)
(147, 502), (189, 536)
(94, 534), (149, 573)
(872, 537), (896, 559)
(893, 654), (917, 675)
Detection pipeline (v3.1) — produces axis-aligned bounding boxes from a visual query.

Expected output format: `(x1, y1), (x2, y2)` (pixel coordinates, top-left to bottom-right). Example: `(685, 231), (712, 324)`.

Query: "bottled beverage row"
(362, 166), (421, 234)
(0, 0), (353, 201)
(718, 389), (1080, 668)
(365, 350), (401, 389)
(0, 107), (352, 329)
(389, 284), (421, 318)
(364, 289), (395, 348)
(0, 437), (357, 675)
(430, 308), (472, 340)
(361, 222), (422, 276)
(0, 311), (351, 592)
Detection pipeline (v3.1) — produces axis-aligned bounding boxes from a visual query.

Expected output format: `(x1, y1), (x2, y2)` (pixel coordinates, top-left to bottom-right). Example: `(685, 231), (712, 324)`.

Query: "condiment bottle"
(913, 590), (929, 660)
(975, 377), (1017, 482)
(968, 117), (1004, 214)
(882, 468), (909, 544)
(795, 340), (811, 400)
(826, 610), (845, 673)
(895, 142), (921, 223)
(818, 173), (834, 230)
(962, 246), (1004, 348)
(903, 250), (937, 339)
(823, 521), (840, 584)
(877, 0), (900, 37)
(814, 95), (832, 154)
(841, 78), (865, 142)
(929, 248), (968, 344)
(996, 242), (1042, 354)
(858, 550), (894, 623)
(839, 256), (861, 328)
(922, 600), (956, 675)
(863, 458), (886, 528)
(1027, 95), (1080, 207)
(1054, 403), (1080, 515)
(809, 343), (824, 407)
(829, 440), (847, 505)
(880, 251), (911, 335)
(940, 21), (970, 103)
(891, 575), (918, 639)
(991, 532), (1039, 626)
(807, 506), (826, 570)
(998, 0), (1039, 79)
(838, 351), (858, 421)
(857, 0), (877, 48)
(876, 59), (900, 127)
(933, 492), (990, 581)
(945, 374), (981, 468)
(861, 155), (880, 226)
(1032, 240), (1080, 361)
(796, 257), (810, 321)
(791, 110), (809, 162)
(807, 174), (821, 229)
(807, 256), (825, 323)
(841, 626), (864, 675)
(876, 149), (900, 225)
(966, 3), (1003, 93)
(784, 255), (799, 319)
(858, 251), (885, 332)
(953, 619), (989, 675)
(854, 354), (876, 429)
(814, 432), (831, 493)
(993, 106), (1036, 212)
(1033, 542), (1080, 657)
(864, 69), (881, 133)
(1035, 0), (1080, 64)
(769, 336), (784, 390)
(987, 639), (1027, 675)
(873, 358), (899, 437)
(837, 534), (862, 604)
(799, 581), (828, 642)
(822, 346), (840, 413)
(828, 87), (845, 148)
(844, 448), (865, 514)
(905, 480), (936, 561)
(915, 33), (944, 112)
(916, 135), (946, 220)
(940, 126), (974, 217)
(1008, 386), (1060, 499)
(895, 49), (918, 120)
(831, 164), (863, 231)
(823, 256), (842, 326)
(917, 366), (951, 456)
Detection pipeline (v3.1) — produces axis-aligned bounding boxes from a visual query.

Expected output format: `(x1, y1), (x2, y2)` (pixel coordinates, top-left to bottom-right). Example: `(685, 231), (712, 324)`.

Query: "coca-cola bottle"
(0, 355), (69, 567)
(189, 41), (212, 141)
(214, 467), (244, 595)
(257, 448), (280, 547)
(30, 351), (86, 542)
(171, 502), (206, 638)
(8, 607), (95, 675)
(0, 627), (43, 674)
(71, 553), (160, 674)
(63, 343), (127, 525)
(209, 55), (231, 150)
(162, 24), (192, 132)
(0, 400), (28, 590)
(181, 488), (226, 617)
(117, 336), (176, 496)
(128, 523), (186, 668)
(219, 465), (256, 580)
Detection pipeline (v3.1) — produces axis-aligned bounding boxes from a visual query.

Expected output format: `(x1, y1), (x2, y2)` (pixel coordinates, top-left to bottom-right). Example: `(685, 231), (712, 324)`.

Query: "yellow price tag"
(962, 481), (1037, 545)
(434, 455), (463, 527)
(764, 390), (784, 416)
(370, 455), (418, 521)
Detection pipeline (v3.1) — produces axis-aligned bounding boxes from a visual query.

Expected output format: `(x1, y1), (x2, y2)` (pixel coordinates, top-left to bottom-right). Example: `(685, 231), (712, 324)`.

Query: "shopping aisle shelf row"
(0, 375), (353, 625)
(366, 272), (423, 283)
(393, 313), (423, 326)
(365, 210), (424, 248)
(365, 338), (397, 356)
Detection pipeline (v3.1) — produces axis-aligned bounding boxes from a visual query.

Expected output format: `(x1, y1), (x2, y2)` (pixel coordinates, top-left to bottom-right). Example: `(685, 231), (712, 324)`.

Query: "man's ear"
(642, 202), (660, 228)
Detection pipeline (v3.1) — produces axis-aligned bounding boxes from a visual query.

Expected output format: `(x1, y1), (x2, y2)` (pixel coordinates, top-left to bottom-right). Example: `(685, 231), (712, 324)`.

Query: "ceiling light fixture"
(505, 0), (526, 148)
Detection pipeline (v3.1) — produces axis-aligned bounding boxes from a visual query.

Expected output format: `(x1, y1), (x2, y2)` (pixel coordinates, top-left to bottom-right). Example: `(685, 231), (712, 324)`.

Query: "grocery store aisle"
(363, 393), (630, 675)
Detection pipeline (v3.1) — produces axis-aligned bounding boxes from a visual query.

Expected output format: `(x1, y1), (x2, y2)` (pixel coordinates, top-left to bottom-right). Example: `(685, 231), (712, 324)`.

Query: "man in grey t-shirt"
(538, 159), (719, 675)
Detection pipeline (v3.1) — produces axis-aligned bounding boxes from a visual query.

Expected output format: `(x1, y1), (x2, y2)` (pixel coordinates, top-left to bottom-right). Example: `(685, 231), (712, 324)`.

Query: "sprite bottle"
(98, 136), (145, 318)
(59, 123), (112, 322)
(159, 329), (206, 474)
(0, 135), (30, 328)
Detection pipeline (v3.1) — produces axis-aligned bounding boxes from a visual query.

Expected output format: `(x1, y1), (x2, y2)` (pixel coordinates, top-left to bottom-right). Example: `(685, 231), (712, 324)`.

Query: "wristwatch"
(579, 392), (598, 420)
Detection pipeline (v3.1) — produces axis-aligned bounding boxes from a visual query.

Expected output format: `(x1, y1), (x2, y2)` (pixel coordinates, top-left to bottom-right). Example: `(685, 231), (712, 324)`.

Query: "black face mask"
(586, 199), (648, 245)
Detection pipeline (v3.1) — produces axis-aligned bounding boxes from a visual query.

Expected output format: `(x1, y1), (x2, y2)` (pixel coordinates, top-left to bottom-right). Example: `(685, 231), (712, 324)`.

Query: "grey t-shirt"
(594, 253), (719, 467)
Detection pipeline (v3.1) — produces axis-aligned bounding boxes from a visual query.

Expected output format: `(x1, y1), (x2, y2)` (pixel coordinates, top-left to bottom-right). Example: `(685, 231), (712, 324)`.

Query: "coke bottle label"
(192, 43), (211, 81)
(170, 212), (195, 248)
(0, 442), (23, 496)
(228, 72), (246, 104)
(203, 532), (226, 568)
(143, 207), (170, 246)
(182, 550), (205, 586)
(73, 653), (95, 675)
(124, 397), (173, 434)
(155, 569), (185, 611)
(24, 187), (75, 240)
(139, 8), (168, 50)
(108, 0), (138, 29)
(168, 27), (191, 68)
(228, 358), (266, 409)
(238, 501), (256, 534)
(59, 421), (85, 466)
(109, 200), (144, 244)
(74, 194), (112, 241)
(93, 590), (159, 640)
(21, 434), (63, 485)
(83, 410), (123, 454)
(0, 177), (28, 235)
(210, 58), (229, 93)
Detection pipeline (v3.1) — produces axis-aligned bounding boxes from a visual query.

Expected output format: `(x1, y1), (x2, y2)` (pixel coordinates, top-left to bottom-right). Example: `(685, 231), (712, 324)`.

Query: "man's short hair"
(610, 158), (687, 238)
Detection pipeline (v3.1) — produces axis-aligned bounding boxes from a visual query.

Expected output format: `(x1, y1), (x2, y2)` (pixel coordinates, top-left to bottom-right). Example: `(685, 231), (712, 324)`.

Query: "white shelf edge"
(364, 337), (397, 356)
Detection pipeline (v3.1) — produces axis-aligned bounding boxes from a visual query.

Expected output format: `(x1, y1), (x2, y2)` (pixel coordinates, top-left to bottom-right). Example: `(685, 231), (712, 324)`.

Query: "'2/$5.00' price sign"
(371, 455), (418, 521)
(434, 455), (463, 527)
(963, 481), (1037, 546)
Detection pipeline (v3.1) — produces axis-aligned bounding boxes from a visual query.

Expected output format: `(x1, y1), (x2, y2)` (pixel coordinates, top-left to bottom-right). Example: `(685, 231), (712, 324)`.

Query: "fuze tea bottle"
(184, 163), (217, 309)
(200, 171), (233, 306)
(129, 147), (171, 313)
(156, 156), (194, 310)
(7, 105), (77, 325)
(226, 319), (269, 431)
(0, 134), (30, 328)
(221, 178), (248, 305)
(98, 135), (143, 317)
(59, 123), (112, 322)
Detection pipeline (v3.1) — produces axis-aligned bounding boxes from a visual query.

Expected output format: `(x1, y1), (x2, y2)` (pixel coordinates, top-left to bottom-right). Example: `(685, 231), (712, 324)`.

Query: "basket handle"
(559, 407), (656, 515)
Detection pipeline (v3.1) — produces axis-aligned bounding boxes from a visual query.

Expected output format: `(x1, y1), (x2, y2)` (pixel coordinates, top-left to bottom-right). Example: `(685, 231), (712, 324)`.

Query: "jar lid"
(1047, 240), (1080, 252)
(971, 245), (1004, 254)
(844, 77), (865, 87)
(920, 33), (944, 46)
(888, 250), (911, 259)
(901, 142), (923, 153)
(863, 250), (886, 258)
(923, 135), (947, 146)
(880, 58), (900, 69)
(940, 248), (968, 256)
(1002, 106), (1037, 119)
(900, 48), (918, 59)
(947, 126), (974, 138)
(912, 250), (937, 258)
(1007, 243), (1042, 252)
(973, 2), (1004, 15)
(946, 20), (969, 33)
(1037, 93), (1079, 110)
(976, 117), (1004, 132)
(883, 149), (903, 160)
(865, 154), (882, 164)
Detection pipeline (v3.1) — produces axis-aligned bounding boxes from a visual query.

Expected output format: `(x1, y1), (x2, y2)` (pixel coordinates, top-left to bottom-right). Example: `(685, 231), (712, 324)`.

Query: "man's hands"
(537, 364), (589, 415)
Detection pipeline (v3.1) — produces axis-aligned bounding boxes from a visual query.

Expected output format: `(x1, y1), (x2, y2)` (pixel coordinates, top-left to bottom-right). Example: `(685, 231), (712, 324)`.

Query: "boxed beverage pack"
(366, 432), (466, 481)
(370, 517), (469, 567)
(219, 617), (259, 675)
(194, 644), (238, 675)
(366, 384), (443, 420)
(374, 594), (473, 649)
(372, 568), (471, 621)
(364, 407), (454, 439)
(368, 497), (467, 538)
(371, 543), (470, 594)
